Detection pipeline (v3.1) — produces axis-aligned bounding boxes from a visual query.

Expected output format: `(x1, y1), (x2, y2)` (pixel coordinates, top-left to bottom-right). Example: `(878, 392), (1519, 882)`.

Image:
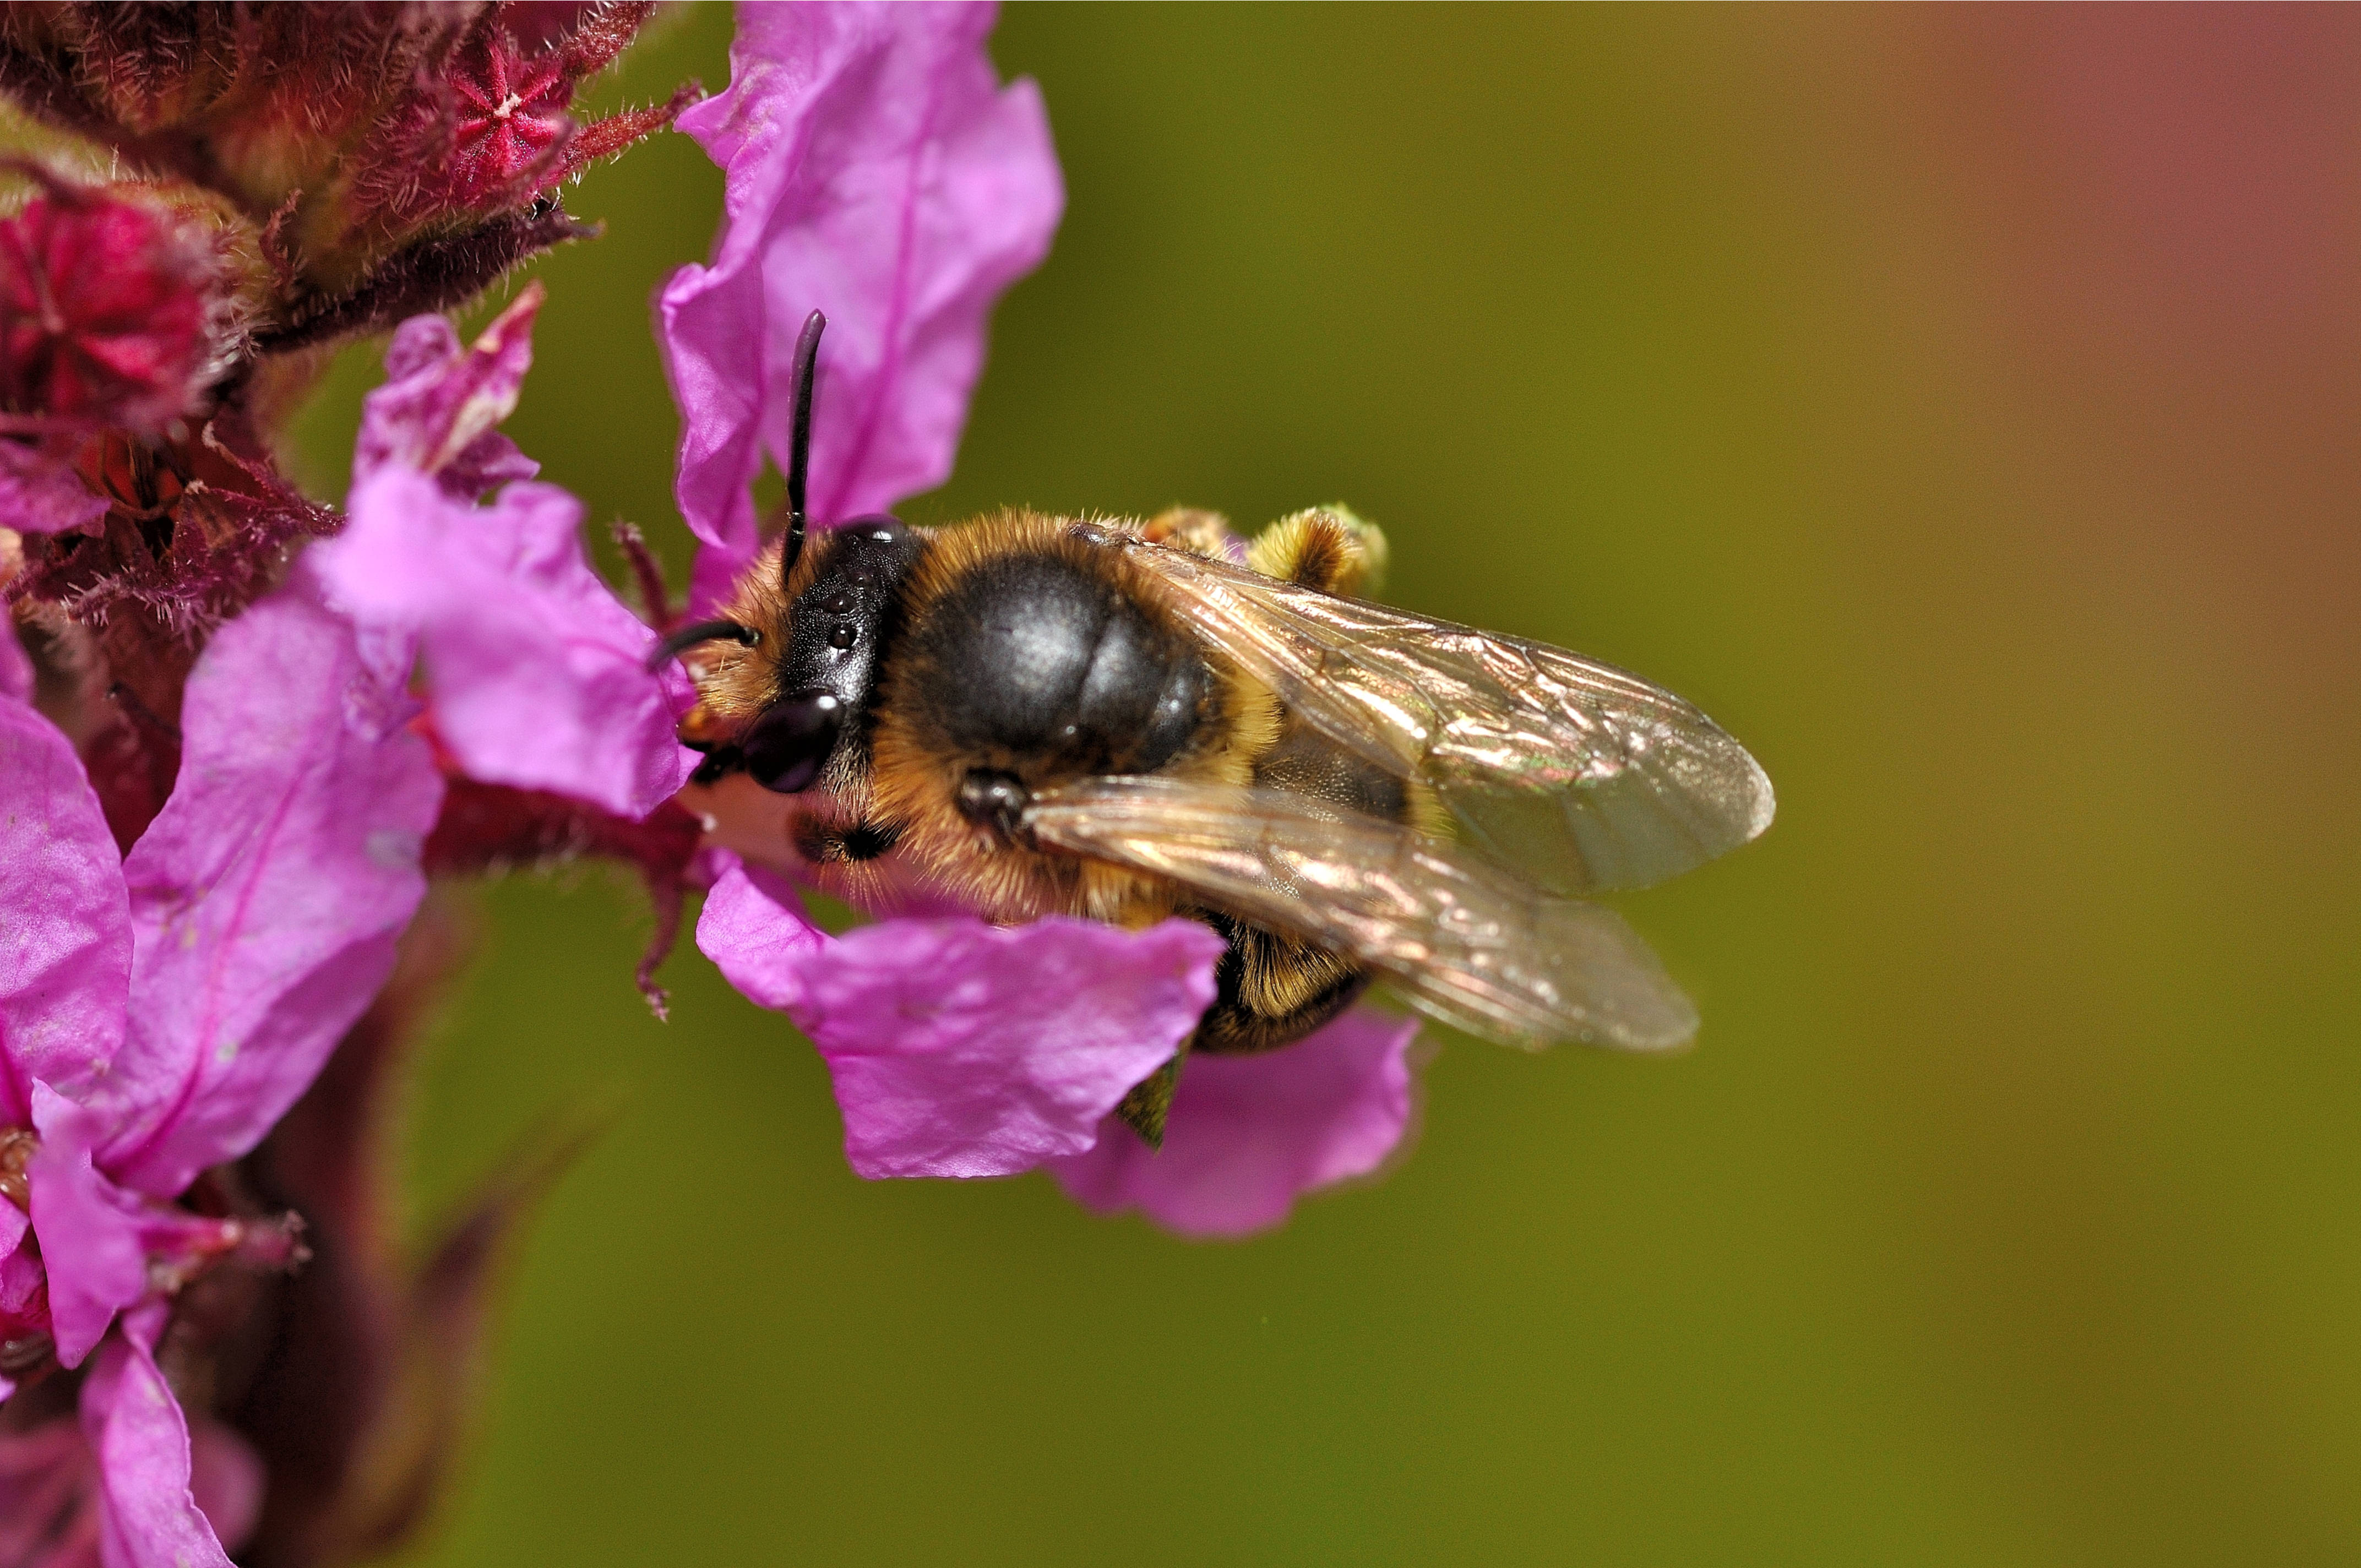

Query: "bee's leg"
(1113, 1042), (1188, 1148)
(1247, 505), (1389, 596)
(1140, 505), (1238, 559)
(1113, 910), (1375, 1150)
(1190, 911), (1372, 1055)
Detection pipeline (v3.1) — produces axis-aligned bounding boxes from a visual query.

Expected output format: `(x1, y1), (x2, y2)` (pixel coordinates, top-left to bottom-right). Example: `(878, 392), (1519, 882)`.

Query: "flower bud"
(343, 2), (687, 246)
(0, 182), (232, 435)
(1, 3), (690, 346)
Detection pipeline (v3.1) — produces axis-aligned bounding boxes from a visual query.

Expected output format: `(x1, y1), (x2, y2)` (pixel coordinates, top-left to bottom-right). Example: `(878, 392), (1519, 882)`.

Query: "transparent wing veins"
(1024, 776), (1699, 1052)
(1123, 539), (1775, 895)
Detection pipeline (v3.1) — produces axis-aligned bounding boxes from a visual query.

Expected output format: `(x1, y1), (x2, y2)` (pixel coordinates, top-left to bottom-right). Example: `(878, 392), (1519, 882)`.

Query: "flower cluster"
(3, 4), (1432, 1560)
(0, 2), (689, 345)
(1, 4), (688, 1560)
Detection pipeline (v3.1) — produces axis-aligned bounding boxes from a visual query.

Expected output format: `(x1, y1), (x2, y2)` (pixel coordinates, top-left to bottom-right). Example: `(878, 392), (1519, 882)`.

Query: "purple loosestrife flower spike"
(1, 564), (438, 1567)
(315, 286), (697, 820)
(657, 0), (1064, 607)
(0, 11), (716, 1554)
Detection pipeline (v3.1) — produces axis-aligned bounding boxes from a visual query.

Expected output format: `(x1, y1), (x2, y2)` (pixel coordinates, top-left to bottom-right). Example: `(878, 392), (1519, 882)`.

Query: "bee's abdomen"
(911, 548), (1209, 778)
(1250, 713), (1413, 823)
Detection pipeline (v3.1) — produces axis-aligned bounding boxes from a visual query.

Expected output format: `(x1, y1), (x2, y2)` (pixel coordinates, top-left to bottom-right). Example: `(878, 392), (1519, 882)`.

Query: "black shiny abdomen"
(909, 548), (1209, 780)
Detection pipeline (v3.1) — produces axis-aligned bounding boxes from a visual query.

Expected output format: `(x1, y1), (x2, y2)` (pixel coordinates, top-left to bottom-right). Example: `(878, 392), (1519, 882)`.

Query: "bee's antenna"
(647, 617), (759, 672)
(781, 309), (825, 587)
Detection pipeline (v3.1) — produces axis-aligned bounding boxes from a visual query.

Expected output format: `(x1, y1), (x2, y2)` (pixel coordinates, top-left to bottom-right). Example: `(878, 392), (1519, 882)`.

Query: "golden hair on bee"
(864, 507), (1281, 926)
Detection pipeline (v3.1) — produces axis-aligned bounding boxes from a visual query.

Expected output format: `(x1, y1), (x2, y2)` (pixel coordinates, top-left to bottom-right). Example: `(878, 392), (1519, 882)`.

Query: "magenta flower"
(657, 0), (1064, 606)
(0, 442), (105, 539)
(0, 440), (106, 538)
(0, 1299), (264, 1568)
(699, 857), (1222, 1178)
(0, 590), (28, 701)
(659, 4), (1430, 1231)
(0, 563), (438, 1564)
(1046, 1011), (1427, 1238)
(314, 285), (695, 821)
(699, 855), (1424, 1226)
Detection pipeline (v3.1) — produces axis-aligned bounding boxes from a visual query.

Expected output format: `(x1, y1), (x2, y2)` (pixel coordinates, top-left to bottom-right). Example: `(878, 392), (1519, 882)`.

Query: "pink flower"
(0, 440), (105, 537)
(0, 1300), (265, 1567)
(656, 0), (1064, 605)
(77, 1316), (265, 1568)
(0, 582), (29, 701)
(698, 857), (1220, 1178)
(0, 564), (439, 1565)
(698, 860), (1424, 1222)
(314, 285), (696, 821)
(1046, 1011), (1427, 1238)
(661, 5), (1427, 1232)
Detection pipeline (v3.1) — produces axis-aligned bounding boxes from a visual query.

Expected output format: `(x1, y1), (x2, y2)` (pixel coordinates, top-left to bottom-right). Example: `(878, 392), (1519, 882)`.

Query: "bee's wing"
(1024, 776), (1698, 1051)
(1124, 540), (1775, 894)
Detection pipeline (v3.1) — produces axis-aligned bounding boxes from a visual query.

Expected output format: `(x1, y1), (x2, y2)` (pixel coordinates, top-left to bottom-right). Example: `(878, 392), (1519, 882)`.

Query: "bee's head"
(654, 312), (927, 794)
(743, 514), (927, 792)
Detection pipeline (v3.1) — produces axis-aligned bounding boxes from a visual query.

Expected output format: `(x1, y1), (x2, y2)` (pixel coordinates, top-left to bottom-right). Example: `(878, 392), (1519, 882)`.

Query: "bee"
(660, 314), (1772, 1139)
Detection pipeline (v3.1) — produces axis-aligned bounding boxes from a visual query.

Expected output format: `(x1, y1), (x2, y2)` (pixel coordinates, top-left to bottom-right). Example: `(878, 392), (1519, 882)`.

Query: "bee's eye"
(742, 689), (843, 793)
(840, 513), (906, 547)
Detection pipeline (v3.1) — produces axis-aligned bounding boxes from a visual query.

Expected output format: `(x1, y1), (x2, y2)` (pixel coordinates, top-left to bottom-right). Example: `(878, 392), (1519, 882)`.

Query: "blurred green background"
(286, 6), (2361, 1565)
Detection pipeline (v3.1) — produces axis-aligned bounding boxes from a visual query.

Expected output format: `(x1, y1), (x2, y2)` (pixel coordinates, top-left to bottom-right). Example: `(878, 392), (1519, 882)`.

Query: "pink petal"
(1048, 1008), (1426, 1238)
(800, 917), (1219, 1180)
(0, 1199), (31, 1306)
(0, 1409), (259, 1568)
(694, 852), (828, 1011)
(0, 1202), (33, 1403)
(28, 1083), (146, 1371)
(1, 618), (31, 703)
(94, 565), (443, 1199)
(0, 441), (107, 537)
(698, 864), (1228, 1180)
(79, 1304), (234, 1568)
(183, 1420), (261, 1559)
(0, 1415), (96, 1566)
(658, 0), (1063, 605)
(0, 700), (130, 1124)
(0, 1205), (42, 1352)
(320, 465), (696, 818)
(353, 290), (543, 491)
